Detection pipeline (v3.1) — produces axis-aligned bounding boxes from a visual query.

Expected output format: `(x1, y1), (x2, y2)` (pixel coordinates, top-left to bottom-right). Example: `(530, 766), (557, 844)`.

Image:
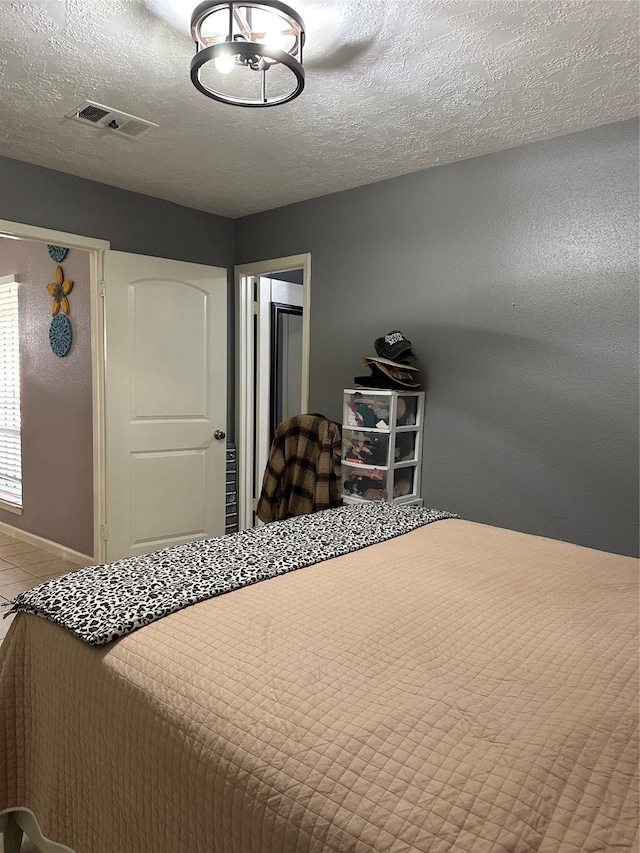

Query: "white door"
(104, 251), (227, 562)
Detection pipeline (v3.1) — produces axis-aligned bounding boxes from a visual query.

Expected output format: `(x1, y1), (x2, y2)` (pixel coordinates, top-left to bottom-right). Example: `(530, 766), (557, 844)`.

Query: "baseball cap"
(360, 356), (421, 389)
(374, 331), (416, 364)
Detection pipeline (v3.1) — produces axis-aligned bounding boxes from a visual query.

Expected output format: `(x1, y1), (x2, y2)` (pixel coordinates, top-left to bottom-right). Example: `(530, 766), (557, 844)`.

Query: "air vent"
(78, 104), (109, 123)
(67, 101), (158, 140)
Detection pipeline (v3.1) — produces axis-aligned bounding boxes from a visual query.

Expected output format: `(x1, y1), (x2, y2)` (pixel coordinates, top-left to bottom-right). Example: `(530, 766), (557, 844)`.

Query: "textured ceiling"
(0, 0), (637, 218)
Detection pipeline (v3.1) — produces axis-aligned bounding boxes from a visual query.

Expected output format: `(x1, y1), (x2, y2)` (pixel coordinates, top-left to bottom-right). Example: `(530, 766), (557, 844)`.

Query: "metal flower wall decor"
(46, 256), (75, 357)
(49, 313), (73, 357)
(47, 265), (74, 316)
(47, 244), (69, 263)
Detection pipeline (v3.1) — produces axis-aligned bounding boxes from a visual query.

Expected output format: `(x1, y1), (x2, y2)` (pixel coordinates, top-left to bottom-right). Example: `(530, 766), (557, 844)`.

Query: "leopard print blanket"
(7, 502), (456, 645)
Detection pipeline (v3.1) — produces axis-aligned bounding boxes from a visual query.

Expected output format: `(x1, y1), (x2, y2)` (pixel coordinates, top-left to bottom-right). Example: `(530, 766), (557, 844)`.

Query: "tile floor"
(0, 532), (84, 645)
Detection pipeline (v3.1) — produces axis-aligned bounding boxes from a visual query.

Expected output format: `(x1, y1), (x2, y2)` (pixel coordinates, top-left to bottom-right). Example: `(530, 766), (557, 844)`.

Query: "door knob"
(214, 429), (226, 440)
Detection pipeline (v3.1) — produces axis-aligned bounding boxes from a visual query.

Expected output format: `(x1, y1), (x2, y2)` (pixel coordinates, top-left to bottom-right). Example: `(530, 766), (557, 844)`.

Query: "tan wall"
(0, 237), (93, 557)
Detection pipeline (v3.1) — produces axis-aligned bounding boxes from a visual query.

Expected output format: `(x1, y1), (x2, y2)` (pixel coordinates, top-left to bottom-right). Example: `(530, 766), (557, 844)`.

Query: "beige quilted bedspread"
(0, 519), (638, 852)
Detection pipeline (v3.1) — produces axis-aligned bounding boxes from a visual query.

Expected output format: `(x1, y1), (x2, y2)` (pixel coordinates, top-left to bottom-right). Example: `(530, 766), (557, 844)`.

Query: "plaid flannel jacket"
(257, 414), (343, 523)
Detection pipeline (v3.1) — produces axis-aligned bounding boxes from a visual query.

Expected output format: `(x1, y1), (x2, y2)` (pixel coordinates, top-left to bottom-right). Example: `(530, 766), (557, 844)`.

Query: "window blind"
(0, 280), (22, 507)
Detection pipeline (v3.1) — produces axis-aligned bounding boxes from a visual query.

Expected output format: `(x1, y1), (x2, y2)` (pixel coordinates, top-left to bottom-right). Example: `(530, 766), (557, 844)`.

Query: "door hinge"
(100, 523), (108, 541)
(252, 498), (258, 511)
(252, 301), (258, 315)
(99, 281), (105, 298)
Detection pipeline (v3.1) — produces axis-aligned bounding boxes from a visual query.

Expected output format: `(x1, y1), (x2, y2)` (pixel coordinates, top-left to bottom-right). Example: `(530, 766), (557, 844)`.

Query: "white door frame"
(235, 253), (311, 531)
(0, 219), (110, 562)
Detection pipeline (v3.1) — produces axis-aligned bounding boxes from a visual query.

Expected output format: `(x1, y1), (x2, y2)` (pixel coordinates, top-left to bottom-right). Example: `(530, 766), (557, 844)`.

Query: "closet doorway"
(236, 254), (311, 530)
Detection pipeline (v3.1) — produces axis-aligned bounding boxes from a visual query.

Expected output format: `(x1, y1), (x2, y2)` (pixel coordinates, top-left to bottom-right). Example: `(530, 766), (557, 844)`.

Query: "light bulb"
(214, 50), (235, 74)
(260, 29), (287, 52)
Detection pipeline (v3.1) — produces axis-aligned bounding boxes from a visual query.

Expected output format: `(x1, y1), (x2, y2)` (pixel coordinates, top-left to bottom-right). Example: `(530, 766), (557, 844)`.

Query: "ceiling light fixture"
(190, 1), (305, 107)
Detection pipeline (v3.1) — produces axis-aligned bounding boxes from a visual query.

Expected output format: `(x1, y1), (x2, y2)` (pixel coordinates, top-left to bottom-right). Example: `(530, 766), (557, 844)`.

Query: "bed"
(0, 503), (638, 853)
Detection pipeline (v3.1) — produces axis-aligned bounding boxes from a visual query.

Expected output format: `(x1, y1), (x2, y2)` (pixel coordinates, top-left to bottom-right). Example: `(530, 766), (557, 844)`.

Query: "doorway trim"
(0, 219), (110, 562)
(235, 253), (311, 531)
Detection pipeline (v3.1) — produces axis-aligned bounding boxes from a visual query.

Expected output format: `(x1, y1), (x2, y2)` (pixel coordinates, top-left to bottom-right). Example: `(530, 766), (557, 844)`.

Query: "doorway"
(0, 219), (229, 564)
(0, 218), (108, 562)
(235, 254), (311, 530)
(0, 235), (94, 559)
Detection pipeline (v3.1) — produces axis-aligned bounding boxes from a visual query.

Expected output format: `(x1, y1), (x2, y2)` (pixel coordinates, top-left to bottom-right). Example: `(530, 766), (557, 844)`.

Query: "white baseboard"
(0, 521), (94, 567)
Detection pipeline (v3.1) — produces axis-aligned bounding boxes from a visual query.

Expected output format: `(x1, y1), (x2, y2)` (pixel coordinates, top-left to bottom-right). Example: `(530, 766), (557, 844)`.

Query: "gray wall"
(2, 123), (637, 557)
(0, 237), (93, 555)
(235, 119), (640, 557)
(0, 156), (236, 433)
(0, 156), (233, 266)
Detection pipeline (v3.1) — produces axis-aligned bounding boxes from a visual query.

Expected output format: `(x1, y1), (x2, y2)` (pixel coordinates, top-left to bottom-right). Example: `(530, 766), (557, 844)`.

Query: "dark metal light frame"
(190, 1), (305, 107)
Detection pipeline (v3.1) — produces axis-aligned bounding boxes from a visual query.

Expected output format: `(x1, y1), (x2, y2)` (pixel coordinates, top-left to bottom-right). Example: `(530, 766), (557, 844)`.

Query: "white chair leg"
(1, 813), (24, 853)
